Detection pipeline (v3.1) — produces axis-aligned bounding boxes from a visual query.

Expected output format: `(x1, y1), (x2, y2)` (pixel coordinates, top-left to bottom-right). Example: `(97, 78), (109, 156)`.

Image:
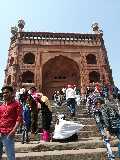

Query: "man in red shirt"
(0, 86), (22, 160)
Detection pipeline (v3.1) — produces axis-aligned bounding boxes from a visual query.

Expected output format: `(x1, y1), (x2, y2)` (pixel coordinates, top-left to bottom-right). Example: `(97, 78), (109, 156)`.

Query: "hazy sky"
(0, 0), (120, 89)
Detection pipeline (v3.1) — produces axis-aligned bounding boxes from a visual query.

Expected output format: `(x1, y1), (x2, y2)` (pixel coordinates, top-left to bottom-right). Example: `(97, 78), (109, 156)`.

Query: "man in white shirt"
(66, 84), (76, 117)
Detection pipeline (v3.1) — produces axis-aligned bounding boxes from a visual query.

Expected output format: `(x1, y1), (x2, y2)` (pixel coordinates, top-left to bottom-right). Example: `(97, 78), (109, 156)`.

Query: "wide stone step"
(81, 125), (97, 132)
(73, 118), (96, 125)
(52, 107), (87, 113)
(3, 137), (119, 152)
(31, 139), (118, 152)
(2, 147), (119, 160)
(50, 115), (95, 125)
(51, 113), (90, 121)
(51, 105), (88, 115)
(3, 137), (120, 159)
(77, 113), (90, 118)
(79, 131), (100, 138)
(15, 129), (100, 142)
(13, 138), (118, 152)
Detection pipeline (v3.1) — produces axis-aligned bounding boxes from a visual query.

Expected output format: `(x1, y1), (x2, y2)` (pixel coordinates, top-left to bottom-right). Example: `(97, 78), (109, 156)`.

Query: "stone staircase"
(2, 101), (120, 159)
(2, 139), (119, 160)
(51, 102), (100, 138)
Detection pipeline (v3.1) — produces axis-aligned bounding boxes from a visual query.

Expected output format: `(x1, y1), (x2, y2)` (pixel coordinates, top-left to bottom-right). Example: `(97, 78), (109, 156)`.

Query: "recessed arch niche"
(42, 55), (80, 98)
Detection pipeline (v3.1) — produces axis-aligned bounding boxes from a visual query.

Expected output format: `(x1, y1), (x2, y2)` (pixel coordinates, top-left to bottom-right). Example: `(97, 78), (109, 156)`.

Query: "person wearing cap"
(66, 84), (76, 117)
(94, 98), (120, 159)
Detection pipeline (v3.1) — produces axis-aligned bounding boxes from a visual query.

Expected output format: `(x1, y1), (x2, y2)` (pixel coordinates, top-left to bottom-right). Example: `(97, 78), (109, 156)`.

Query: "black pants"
(52, 133), (78, 143)
(21, 124), (30, 143)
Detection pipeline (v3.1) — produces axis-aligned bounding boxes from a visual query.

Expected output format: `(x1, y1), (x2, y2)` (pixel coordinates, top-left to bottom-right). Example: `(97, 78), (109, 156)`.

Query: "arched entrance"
(42, 55), (80, 98)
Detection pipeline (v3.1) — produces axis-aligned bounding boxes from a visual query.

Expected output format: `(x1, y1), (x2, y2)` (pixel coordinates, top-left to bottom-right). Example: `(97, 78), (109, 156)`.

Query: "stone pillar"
(80, 53), (87, 95)
(35, 50), (42, 92)
(98, 48), (110, 84)
(14, 45), (21, 89)
(39, 66), (42, 91)
(39, 52), (43, 91)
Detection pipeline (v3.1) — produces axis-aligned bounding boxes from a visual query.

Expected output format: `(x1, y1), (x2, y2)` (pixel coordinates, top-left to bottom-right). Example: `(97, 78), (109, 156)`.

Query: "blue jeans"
(0, 134), (15, 160)
(67, 98), (76, 114)
(94, 121), (114, 158)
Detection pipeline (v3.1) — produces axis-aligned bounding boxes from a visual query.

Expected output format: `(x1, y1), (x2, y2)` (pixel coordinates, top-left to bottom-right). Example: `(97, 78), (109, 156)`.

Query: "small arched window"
(86, 54), (97, 64)
(89, 71), (100, 83)
(7, 75), (11, 85)
(23, 52), (35, 64)
(22, 71), (34, 83)
(9, 57), (14, 66)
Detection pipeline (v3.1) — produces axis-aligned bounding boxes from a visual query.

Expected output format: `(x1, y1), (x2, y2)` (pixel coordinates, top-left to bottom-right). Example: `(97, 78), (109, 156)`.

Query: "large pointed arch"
(42, 55), (80, 98)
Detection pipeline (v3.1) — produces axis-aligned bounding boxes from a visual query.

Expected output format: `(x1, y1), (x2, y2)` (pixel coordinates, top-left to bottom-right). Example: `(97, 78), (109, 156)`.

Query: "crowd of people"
(85, 82), (120, 160)
(0, 86), (52, 159)
(0, 82), (120, 159)
(52, 82), (120, 160)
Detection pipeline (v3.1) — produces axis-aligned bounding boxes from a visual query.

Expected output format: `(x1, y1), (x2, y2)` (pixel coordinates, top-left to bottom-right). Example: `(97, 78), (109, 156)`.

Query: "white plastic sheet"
(53, 119), (84, 139)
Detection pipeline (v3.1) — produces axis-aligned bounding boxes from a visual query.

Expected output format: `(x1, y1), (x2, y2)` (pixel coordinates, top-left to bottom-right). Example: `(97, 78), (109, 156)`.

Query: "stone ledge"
(6, 137), (119, 153)
(2, 147), (119, 160)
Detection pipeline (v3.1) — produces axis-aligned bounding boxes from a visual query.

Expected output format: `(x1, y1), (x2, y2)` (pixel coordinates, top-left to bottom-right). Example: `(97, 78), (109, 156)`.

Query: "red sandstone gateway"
(4, 20), (113, 98)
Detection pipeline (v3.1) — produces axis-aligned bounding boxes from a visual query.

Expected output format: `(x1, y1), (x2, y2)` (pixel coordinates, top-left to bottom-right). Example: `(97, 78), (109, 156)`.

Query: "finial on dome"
(91, 22), (100, 33)
(18, 19), (25, 32)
